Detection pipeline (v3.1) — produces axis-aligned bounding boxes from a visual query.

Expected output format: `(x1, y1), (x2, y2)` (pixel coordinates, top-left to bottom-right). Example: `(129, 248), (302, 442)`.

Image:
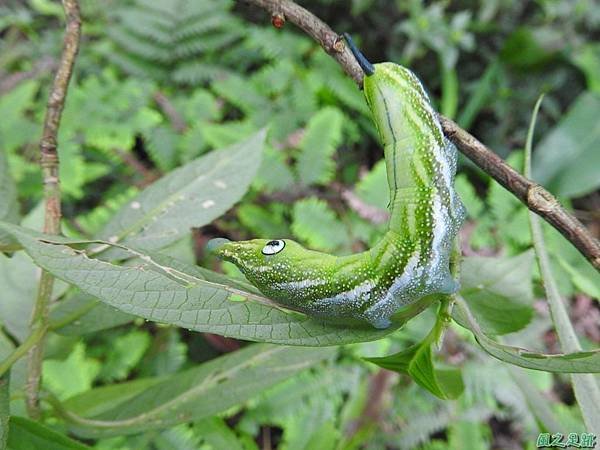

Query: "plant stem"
(25, 0), (81, 419)
(240, 0), (600, 272)
(0, 326), (48, 380)
(0, 372), (8, 450)
(525, 96), (600, 435)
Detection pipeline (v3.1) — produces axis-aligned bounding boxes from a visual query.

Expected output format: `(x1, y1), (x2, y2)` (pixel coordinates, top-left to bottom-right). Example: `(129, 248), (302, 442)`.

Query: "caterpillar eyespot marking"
(262, 240), (285, 255)
(210, 37), (465, 329)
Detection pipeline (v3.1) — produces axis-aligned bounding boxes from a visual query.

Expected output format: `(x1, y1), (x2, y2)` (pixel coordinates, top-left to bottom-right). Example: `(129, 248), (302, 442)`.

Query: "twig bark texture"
(26, 0), (81, 419)
(241, 0), (600, 272)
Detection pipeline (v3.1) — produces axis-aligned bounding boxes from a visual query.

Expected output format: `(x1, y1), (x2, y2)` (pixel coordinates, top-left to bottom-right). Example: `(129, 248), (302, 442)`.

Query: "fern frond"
(397, 407), (453, 450)
(118, 13), (172, 45)
(292, 197), (349, 251)
(173, 31), (241, 59)
(296, 107), (344, 185)
(108, 27), (173, 63)
(109, 0), (245, 85)
(212, 74), (269, 115)
(172, 61), (232, 85)
(253, 146), (295, 192)
(77, 186), (139, 234)
(143, 125), (178, 171)
(355, 159), (390, 210)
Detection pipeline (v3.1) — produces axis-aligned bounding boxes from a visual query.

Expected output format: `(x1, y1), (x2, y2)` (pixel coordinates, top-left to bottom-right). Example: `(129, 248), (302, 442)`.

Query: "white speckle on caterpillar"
(214, 180), (227, 189)
(202, 200), (215, 209)
(131, 201), (141, 209)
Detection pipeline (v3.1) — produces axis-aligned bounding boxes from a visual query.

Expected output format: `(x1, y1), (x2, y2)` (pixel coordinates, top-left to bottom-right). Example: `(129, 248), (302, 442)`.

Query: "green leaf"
(456, 59), (500, 129)
(500, 27), (562, 69)
(454, 174), (484, 218)
(507, 367), (563, 432)
(64, 377), (165, 418)
(0, 148), (19, 226)
(154, 424), (201, 450)
(0, 80), (39, 153)
(355, 159), (389, 211)
(0, 147), (19, 250)
(196, 418), (244, 450)
(43, 343), (101, 400)
(448, 420), (489, 450)
(453, 295), (600, 373)
(62, 344), (334, 438)
(237, 204), (289, 238)
(253, 146), (294, 192)
(572, 43), (600, 94)
(296, 107), (343, 185)
(202, 121), (257, 149)
(97, 330), (150, 382)
(0, 253), (67, 342)
(7, 416), (89, 450)
(292, 197), (349, 251)
(366, 312), (464, 400)
(525, 95), (600, 434)
(1, 372), (8, 450)
(532, 92), (600, 197)
(100, 130), (266, 251)
(50, 293), (135, 336)
(542, 222), (600, 299)
(144, 125), (179, 171)
(458, 253), (534, 335)
(0, 222), (397, 346)
(212, 74), (269, 115)
(0, 253), (36, 341)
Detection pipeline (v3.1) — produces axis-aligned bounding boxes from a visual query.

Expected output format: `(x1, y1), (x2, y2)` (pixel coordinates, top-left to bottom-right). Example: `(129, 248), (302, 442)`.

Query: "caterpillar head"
(207, 238), (329, 291)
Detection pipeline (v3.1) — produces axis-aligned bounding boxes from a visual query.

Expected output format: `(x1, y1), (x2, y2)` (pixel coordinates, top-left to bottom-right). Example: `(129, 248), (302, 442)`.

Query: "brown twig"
(0, 57), (57, 95)
(337, 186), (389, 225)
(441, 118), (600, 271)
(240, 0), (600, 272)
(153, 91), (187, 133)
(25, 0), (81, 419)
(114, 148), (160, 187)
(344, 369), (394, 441)
(241, 0), (363, 84)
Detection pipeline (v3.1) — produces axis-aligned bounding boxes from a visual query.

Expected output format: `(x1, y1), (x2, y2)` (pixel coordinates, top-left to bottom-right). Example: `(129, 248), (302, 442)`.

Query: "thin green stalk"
(0, 326), (47, 379)
(0, 372), (9, 450)
(25, 271), (54, 418)
(440, 62), (459, 119)
(525, 95), (600, 434)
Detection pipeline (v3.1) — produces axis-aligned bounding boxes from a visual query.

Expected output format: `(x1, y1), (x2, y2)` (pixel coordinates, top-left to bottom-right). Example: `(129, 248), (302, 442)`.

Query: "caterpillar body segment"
(210, 45), (465, 329)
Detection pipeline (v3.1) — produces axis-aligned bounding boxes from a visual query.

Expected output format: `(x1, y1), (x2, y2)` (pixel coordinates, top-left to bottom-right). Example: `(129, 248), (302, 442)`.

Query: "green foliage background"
(0, 0), (599, 448)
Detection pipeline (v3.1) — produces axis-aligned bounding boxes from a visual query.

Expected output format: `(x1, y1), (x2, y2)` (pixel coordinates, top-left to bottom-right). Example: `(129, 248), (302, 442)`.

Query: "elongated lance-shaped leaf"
(99, 130), (265, 251)
(525, 95), (600, 434)
(50, 293), (135, 336)
(506, 366), (563, 433)
(0, 372), (8, 450)
(60, 344), (334, 438)
(0, 148), (20, 251)
(63, 378), (165, 419)
(0, 222), (397, 346)
(7, 417), (90, 450)
(453, 295), (600, 373)
(532, 92), (600, 197)
(459, 252), (534, 335)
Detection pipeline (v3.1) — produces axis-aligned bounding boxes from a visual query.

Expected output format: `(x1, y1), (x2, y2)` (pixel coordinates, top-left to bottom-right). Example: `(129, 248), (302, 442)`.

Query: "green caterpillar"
(208, 36), (466, 329)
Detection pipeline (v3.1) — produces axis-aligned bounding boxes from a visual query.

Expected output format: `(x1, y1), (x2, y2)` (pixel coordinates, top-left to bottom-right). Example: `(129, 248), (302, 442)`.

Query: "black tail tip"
(343, 33), (375, 76)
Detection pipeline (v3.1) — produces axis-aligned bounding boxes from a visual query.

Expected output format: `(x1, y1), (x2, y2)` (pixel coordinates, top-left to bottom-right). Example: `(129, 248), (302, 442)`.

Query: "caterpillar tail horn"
(343, 33), (375, 76)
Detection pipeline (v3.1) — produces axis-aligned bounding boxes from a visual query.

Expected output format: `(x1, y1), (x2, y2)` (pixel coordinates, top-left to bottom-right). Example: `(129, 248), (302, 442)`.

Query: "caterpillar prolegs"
(208, 36), (466, 329)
